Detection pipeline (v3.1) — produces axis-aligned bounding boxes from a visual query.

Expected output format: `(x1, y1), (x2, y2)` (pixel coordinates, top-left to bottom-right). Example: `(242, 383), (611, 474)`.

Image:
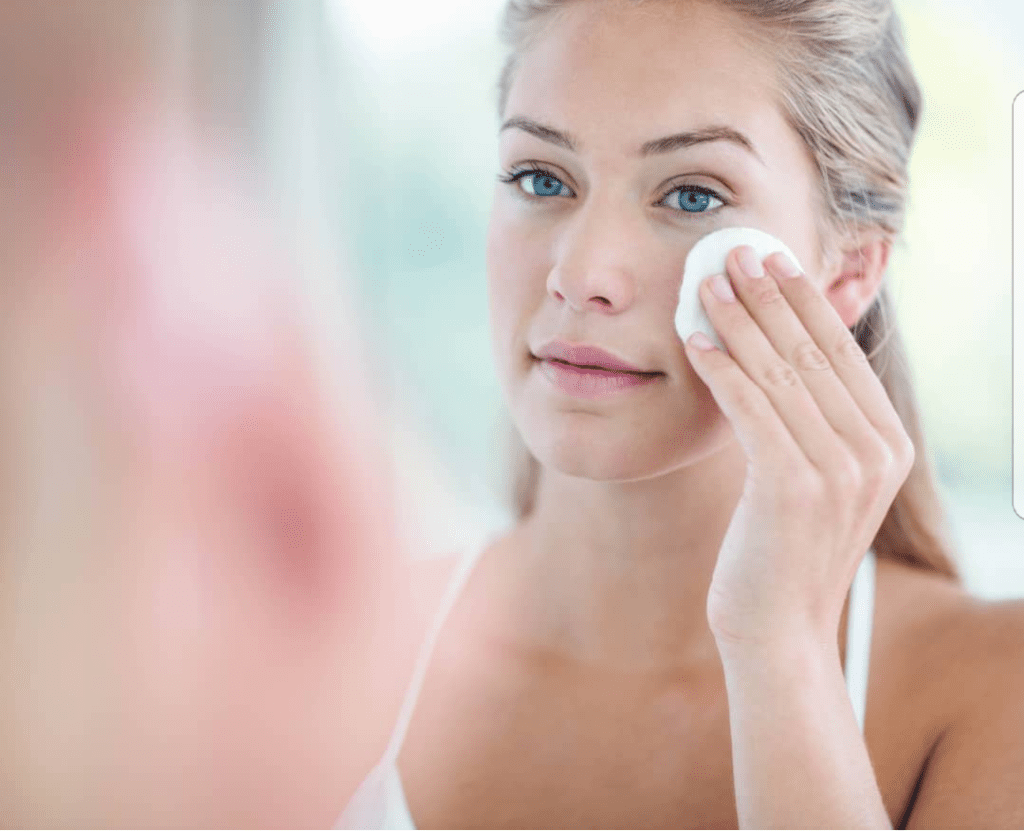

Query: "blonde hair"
(495, 0), (962, 581)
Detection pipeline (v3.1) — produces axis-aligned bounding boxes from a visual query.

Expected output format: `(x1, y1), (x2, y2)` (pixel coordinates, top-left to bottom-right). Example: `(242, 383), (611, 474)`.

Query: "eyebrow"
(499, 116), (764, 164)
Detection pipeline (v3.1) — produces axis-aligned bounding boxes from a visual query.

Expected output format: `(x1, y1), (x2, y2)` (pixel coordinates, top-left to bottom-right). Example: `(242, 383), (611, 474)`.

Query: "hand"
(682, 245), (915, 651)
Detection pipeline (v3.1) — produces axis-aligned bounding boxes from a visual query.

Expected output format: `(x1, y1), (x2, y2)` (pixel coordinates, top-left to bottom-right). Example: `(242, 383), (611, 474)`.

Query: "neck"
(491, 438), (753, 679)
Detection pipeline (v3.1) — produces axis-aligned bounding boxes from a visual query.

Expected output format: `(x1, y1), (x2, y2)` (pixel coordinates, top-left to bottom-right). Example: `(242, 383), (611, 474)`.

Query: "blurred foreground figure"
(0, 1), (414, 826)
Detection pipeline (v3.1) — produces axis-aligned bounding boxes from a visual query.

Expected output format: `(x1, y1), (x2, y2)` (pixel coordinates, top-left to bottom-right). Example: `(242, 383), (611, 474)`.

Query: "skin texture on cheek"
(486, 196), (535, 397)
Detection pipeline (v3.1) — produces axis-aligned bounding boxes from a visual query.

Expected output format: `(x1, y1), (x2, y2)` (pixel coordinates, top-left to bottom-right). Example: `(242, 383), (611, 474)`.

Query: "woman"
(338, 0), (1024, 827)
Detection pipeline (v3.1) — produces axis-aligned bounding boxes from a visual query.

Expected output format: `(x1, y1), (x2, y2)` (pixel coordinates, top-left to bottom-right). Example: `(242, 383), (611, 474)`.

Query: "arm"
(718, 637), (892, 829)
(682, 246), (907, 827)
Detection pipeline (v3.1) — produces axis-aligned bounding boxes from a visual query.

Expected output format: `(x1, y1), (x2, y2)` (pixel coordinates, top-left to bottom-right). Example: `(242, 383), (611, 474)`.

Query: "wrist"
(712, 627), (838, 670)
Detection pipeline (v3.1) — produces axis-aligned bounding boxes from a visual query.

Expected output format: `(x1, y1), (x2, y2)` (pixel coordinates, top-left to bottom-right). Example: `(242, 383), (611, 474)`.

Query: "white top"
(336, 537), (878, 830)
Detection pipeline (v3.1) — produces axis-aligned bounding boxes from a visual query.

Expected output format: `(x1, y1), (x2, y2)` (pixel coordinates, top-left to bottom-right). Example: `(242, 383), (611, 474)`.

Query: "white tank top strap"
(843, 547), (877, 734)
(380, 530), (496, 764)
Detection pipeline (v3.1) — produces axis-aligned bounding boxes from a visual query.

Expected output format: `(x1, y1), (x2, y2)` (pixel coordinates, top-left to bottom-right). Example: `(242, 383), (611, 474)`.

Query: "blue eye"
(498, 167), (725, 214)
(498, 167), (573, 199)
(664, 186), (724, 214)
(523, 172), (569, 197)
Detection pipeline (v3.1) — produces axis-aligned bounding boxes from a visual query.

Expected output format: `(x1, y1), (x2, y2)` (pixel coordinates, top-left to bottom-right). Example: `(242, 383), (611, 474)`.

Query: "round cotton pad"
(675, 227), (803, 351)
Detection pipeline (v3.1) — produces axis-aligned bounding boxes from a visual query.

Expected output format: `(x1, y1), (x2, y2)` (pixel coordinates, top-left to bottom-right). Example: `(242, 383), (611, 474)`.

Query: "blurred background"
(0, 3), (418, 824)
(329, 0), (1024, 598)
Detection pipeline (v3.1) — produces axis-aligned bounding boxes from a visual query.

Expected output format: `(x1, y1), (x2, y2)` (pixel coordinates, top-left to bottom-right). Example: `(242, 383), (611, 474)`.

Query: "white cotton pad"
(675, 227), (803, 351)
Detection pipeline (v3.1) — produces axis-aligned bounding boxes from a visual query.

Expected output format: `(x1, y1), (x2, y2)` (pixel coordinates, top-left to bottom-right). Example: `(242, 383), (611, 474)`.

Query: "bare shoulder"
(911, 595), (1024, 827)
(875, 556), (979, 645)
(874, 558), (1024, 827)
(875, 557), (1022, 713)
(936, 589), (1024, 718)
(885, 557), (1023, 672)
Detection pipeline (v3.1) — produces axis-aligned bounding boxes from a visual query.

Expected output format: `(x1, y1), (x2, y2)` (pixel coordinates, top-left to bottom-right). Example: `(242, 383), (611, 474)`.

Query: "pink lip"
(531, 341), (663, 399)
(537, 359), (662, 398)
(534, 341), (654, 374)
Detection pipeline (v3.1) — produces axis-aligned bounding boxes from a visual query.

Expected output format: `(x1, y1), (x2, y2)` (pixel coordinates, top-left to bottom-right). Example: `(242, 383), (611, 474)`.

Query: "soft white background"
(328, 0), (1024, 598)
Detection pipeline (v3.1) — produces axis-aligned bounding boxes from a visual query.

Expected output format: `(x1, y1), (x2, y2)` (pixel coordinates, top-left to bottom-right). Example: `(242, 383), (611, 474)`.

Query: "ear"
(821, 233), (891, 329)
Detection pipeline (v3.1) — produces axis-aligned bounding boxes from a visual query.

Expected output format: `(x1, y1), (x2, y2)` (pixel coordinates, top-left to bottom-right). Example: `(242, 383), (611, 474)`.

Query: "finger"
(725, 247), (884, 467)
(684, 327), (810, 473)
(764, 251), (911, 456)
(697, 268), (846, 476)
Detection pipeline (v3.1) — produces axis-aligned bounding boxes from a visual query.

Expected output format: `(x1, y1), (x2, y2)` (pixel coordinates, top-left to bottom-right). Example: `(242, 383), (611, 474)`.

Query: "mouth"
(530, 353), (665, 399)
(538, 356), (663, 378)
(531, 340), (663, 376)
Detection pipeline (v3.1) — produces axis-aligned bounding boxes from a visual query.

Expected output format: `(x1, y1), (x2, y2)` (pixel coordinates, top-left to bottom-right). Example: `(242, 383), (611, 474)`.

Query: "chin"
(517, 414), (669, 482)
(504, 356), (734, 482)
(512, 393), (741, 484)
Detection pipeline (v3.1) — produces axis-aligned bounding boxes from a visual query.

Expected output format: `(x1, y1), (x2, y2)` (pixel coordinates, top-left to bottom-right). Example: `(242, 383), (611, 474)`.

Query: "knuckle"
(863, 438), (892, 470)
(879, 424), (916, 472)
(752, 283), (786, 308)
(733, 383), (766, 417)
(861, 438), (912, 492)
(785, 470), (825, 505)
(895, 435), (916, 472)
(761, 361), (800, 389)
(861, 460), (888, 493)
(904, 437), (917, 466)
(792, 341), (832, 372)
(832, 457), (862, 491)
(834, 334), (869, 366)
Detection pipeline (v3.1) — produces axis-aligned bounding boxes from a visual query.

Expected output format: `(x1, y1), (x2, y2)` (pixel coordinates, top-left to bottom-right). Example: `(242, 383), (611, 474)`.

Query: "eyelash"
(496, 164), (728, 214)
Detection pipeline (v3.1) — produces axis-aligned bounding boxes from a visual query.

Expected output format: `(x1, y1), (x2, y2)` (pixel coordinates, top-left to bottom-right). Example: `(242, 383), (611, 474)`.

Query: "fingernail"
(710, 273), (736, 302)
(773, 252), (802, 279)
(689, 332), (717, 351)
(737, 245), (765, 278)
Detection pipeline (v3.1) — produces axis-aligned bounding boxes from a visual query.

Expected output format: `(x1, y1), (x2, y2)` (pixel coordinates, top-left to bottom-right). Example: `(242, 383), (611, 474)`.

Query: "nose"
(546, 198), (640, 314)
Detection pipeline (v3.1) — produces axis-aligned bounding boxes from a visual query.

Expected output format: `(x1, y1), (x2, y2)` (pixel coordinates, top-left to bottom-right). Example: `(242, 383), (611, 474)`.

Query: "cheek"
(757, 171), (829, 280)
(786, 196), (827, 277)
(486, 205), (550, 353)
(746, 197), (824, 283)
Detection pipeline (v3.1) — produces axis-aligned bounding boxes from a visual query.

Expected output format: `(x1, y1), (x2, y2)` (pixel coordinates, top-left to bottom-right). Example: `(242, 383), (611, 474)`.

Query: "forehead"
(504, 0), (787, 159)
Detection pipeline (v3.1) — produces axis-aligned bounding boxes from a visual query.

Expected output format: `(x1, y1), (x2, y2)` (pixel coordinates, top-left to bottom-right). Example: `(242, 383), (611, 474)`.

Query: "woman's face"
(486, 0), (833, 481)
